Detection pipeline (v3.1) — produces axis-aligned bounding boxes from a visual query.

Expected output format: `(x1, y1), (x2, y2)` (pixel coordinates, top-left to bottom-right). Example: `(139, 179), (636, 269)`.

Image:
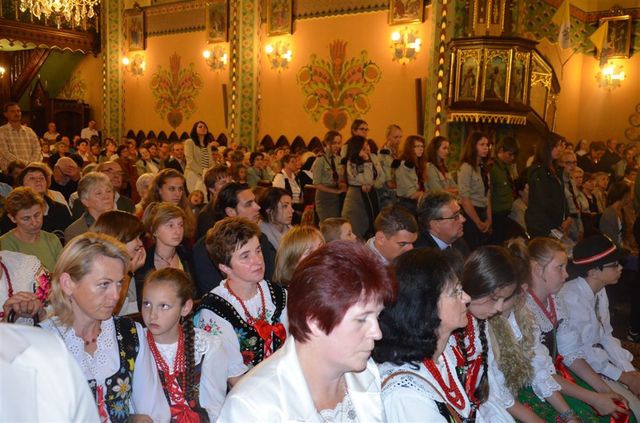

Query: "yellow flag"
(552, 0), (572, 48)
(589, 21), (609, 53)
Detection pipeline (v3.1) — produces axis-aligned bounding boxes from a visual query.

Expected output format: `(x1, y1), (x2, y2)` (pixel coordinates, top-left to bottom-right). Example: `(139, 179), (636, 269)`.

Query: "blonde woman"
(272, 226), (325, 287)
(39, 232), (169, 422)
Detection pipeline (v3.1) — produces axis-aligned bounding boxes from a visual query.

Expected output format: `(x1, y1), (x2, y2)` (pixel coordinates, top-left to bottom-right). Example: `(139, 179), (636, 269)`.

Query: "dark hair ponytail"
(182, 313), (198, 404)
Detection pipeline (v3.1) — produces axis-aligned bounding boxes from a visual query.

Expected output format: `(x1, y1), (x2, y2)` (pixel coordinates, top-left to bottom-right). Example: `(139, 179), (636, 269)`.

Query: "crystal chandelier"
(19, 0), (100, 27)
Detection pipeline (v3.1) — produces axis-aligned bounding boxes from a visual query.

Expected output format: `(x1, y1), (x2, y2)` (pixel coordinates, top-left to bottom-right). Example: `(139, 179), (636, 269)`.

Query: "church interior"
(0, 0), (638, 158)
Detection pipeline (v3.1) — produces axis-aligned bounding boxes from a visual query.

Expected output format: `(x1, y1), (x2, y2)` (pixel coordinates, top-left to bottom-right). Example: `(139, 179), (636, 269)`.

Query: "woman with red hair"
(218, 241), (397, 422)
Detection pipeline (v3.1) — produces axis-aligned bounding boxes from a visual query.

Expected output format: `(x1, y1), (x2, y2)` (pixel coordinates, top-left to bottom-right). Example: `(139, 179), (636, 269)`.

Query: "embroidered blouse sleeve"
(554, 293), (586, 367)
(530, 322), (562, 400)
(132, 322), (171, 422)
(198, 330), (231, 422)
(557, 284), (627, 380)
(195, 308), (247, 377)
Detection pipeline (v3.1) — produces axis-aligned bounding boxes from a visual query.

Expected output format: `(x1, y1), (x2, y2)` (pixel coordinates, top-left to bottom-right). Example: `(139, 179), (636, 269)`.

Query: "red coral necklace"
(423, 347), (466, 411)
(147, 327), (187, 404)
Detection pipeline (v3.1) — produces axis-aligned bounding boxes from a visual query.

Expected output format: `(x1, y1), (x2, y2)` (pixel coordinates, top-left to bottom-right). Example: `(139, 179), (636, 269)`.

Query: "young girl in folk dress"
(460, 245), (528, 423)
(488, 240), (606, 422)
(142, 268), (231, 422)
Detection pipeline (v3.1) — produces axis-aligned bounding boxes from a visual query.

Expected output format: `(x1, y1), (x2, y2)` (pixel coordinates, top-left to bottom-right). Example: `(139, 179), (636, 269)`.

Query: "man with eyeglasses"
(415, 191), (470, 257)
(365, 205), (417, 265)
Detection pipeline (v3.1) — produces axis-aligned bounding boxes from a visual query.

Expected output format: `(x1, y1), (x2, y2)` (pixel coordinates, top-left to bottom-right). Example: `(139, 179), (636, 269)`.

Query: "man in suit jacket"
(164, 141), (186, 174)
(414, 190), (470, 258)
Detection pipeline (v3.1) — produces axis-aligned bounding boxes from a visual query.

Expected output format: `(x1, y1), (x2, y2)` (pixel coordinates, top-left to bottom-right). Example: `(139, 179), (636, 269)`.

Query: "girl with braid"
(461, 246), (522, 422)
(142, 268), (231, 422)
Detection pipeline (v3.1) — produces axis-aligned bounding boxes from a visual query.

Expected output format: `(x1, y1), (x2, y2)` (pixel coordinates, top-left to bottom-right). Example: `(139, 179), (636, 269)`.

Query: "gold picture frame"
(598, 15), (632, 59)
(389, 0), (424, 25)
(125, 8), (145, 52)
(206, 0), (229, 43)
(267, 0), (293, 36)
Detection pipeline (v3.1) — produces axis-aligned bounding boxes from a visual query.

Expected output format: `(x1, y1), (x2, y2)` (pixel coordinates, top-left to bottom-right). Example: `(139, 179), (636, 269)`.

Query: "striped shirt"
(0, 123), (42, 171)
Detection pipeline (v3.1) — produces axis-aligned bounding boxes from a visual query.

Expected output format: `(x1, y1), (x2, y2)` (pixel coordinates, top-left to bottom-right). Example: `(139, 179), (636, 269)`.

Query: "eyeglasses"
(434, 211), (463, 221)
(601, 261), (620, 269)
(357, 127), (369, 132)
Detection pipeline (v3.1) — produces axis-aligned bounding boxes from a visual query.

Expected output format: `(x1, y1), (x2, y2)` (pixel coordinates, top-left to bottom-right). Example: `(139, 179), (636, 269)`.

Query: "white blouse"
(40, 317), (170, 422)
(148, 327), (229, 422)
(557, 277), (636, 381)
(465, 315), (516, 422)
(195, 279), (288, 374)
(505, 311), (561, 400)
(525, 291), (585, 368)
(379, 336), (473, 422)
(272, 171), (302, 203)
(0, 251), (44, 324)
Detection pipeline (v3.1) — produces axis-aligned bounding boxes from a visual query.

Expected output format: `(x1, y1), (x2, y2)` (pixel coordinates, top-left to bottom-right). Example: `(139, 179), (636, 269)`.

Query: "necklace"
(0, 261), (13, 319)
(423, 351), (466, 411)
(155, 250), (177, 266)
(463, 312), (477, 358)
(81, 325), (102, 346)
(147, 327), (187, 404)
(225, 281), (286, 358)
(527, 289), (557, 327)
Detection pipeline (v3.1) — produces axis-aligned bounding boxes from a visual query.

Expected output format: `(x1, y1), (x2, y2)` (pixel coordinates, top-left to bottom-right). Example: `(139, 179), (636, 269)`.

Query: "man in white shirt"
(366, 205), (417, 265)
(415, 191), (470, 257)
(80, 119), (99, 141)
(0, 102), (42, 171)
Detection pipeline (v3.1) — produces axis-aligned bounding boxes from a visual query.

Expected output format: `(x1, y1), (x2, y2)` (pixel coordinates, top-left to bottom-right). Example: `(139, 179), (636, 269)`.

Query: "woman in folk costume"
(142, 268), (231, 422)
(489, 239), (623, 422)
(195, 217), (287, 372)
(374, 248), (477, 422)
(218, 240), (397, 422)
(40, 232), (169, 422)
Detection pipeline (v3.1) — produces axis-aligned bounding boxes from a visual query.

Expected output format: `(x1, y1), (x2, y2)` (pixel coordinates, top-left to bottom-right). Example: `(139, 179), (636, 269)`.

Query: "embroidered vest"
(88, 317), (139, 423)
(196, 281), (286, 368)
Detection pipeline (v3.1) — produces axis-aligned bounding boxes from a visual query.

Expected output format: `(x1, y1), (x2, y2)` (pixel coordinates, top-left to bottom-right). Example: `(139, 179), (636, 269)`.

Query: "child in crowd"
(142, 268), (232, 421)
(319, 217), (358, 242)
(189, 190), (205, 216)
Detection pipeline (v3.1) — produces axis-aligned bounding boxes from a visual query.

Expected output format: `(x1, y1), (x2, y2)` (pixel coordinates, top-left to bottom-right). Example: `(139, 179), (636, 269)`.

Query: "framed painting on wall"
(267, 0), (293, 36)
(389, 0), (424, 25)
(125, 9), (145, 51)
(599, 15), (632, 59)
(206, 0), (229, 43)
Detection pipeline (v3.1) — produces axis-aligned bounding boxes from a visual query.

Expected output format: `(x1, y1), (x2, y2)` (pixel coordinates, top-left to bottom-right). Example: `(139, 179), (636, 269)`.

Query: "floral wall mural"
(150, 52), (203, 129)
(297, 40), (382, 131)
(59, 72), (88, 101)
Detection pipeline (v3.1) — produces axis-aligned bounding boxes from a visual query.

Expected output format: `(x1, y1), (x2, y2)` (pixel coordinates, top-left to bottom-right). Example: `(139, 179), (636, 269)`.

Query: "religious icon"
(509, 56), (526, 103)
(483, 54), (507, 101)
(600, 15), (631, 59)
(126, 9), (145, 52)
(267, 0), (293, 36)
(206, 0), (228, 43)
(459, 56), (479, 100)
(389, 0), (424, 25)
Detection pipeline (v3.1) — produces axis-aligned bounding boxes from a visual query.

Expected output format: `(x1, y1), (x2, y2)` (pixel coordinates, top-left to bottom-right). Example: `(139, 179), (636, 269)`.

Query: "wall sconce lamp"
(122, 54), (146, 77)
(596, 61), (625, 91)
(203, 45), (228, 71)
(265, 41), (292, 70)
(391, 28), (421, 64)
(0, 66), (5, 78)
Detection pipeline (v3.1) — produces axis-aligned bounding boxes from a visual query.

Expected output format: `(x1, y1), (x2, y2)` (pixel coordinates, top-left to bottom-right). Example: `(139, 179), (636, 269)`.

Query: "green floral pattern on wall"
(59, 72), (88, 101)
(150, 53), (203, 129)
(297, 40), (382, 131)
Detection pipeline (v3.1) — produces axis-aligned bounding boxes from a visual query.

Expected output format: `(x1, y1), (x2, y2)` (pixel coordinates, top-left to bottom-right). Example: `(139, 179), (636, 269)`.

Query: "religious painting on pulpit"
(125, 9), (145, 51)
(509, 52), (528, 104)
(483, 52), (508, 102)
(267, 0), (293, 36)
(206, 0), (228, 43)
(457, 52), (481, 101)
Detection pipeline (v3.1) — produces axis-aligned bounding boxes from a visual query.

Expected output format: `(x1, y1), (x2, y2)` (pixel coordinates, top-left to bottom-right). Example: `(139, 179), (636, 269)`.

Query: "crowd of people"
(1, 100), (639, 422)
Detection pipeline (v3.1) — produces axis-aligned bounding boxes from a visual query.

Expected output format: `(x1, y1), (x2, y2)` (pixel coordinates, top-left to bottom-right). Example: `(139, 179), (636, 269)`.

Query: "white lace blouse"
(195, 279), (288, 374)
(557, 277), (636, 381)
(506, 311), (561, 400)
(378, 336), (473, 422)
(40, 317), (170, 422)
(149, 327), (229, 421)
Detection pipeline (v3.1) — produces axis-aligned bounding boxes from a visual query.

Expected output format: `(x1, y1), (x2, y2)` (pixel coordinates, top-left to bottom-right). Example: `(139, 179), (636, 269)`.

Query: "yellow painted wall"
(258, 9), (435, 145)
(122, 31), (229, 136)
(76, 55), (104, 129)
(535, 38), (638, 144)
